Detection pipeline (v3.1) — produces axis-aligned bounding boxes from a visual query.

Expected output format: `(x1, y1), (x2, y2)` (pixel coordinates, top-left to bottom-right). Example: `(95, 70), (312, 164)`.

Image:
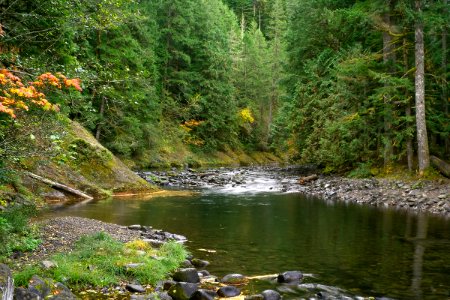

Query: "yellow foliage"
(125, 239), (151, 251)
(238, 107), (255, 124)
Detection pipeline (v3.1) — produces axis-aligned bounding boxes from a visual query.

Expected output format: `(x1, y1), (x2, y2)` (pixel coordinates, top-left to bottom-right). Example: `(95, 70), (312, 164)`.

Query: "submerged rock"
(220, 273), (247, 285)
(277, 271), (303, 284)
(190, 289), (216, 300)
(217, 286), (241, 297)
(261, 290), (281, 300)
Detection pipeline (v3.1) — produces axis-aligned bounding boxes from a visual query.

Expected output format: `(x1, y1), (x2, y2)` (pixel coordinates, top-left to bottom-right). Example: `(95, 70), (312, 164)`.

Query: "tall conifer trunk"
(382, 1), (395, 167)
(443, 0), (449, 156)
(414, 0), (430, 173)
(403, 38), (414, 171)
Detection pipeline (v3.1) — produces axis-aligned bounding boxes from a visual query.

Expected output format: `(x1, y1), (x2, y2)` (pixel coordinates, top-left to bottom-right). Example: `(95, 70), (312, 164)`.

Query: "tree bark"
(430, 155), (450, 177)
(443, 0), (449, 156)
(382, 2), (395, 167)
(403, 38), (414, 171)
(414, 0), (430, 174)
(25, 172), (93, 200)
(95, 96), (106, 141)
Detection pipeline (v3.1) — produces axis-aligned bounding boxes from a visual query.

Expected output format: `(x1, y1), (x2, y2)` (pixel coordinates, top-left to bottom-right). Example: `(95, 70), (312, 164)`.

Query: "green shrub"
(0, 204), (41, 259)
(14, 232), (188, 289)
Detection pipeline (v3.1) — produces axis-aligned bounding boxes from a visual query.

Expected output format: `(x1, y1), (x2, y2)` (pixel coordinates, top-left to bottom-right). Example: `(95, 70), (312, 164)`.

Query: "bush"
(15, 233), (188, 289)
(0, 203), (41, 259)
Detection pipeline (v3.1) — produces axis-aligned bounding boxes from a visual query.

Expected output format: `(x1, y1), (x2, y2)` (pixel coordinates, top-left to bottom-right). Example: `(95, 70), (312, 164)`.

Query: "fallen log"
(430, 156), (450, 178)
(298, 174), (318, 184)
(25, 171), (93, 200)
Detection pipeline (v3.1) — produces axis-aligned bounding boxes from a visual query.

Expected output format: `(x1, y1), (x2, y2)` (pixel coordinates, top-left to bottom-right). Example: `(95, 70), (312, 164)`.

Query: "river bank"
(140, 166), (450, 218)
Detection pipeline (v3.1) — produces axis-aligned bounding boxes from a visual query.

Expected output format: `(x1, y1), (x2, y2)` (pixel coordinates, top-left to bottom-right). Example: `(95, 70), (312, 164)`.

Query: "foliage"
(14, 232), (188, 288)
(0, 203), (41, 260)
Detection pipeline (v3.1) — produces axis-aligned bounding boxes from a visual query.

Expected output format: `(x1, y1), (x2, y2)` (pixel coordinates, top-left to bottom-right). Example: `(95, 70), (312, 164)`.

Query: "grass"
(14, 232), (188, 289)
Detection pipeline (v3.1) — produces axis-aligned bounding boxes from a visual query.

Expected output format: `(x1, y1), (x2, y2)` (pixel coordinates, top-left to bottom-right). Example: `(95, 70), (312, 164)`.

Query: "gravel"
(11, 216), (141, 271)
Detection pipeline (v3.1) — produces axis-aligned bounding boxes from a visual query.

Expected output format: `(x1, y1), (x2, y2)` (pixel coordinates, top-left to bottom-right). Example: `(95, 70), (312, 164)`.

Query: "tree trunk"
(414, 0), (430, 174)
(95, 96), (106, 141)
(443, 0), (449, 156)
(382, 3), (395, 167)
(430, 155), (450, 177)
(403, 38), (414, 171)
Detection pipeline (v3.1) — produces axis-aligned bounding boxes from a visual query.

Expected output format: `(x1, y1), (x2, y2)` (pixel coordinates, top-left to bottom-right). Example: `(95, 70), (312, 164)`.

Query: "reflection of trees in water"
(410, 214), (428, 299)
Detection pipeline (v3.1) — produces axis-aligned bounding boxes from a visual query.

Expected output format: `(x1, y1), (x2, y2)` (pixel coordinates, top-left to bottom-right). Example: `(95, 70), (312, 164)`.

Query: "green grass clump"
(14, 232), (188, 289)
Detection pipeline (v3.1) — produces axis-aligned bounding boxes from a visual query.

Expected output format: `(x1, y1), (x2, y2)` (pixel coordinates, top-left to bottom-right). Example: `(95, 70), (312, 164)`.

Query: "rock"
(220, 274), (247, 285)
(217, 286), (241, 297)
(162, 280), (176, 291)
(126, 284), (146, 293)
(261, 290), (281, 300)
(49, 283), (77, 299)
(191, 259), (209, 268)
(168, 282), (198, 300)
(245, 295), (264, 300)
(28, 275), (52, 298)
(277, 271), (303, 283)
(198, 270), (210, 277)
(42, 190), (66, 200)
(200, 276), (218, 284)
(129, 225), (143, 230)
(181, 260), (194, 268)
(0, 264), (14, 300)
(173, 268), (200, 283)
(190, 289), (216, 300)
(14, 287), (39, 300)
(143, 239), (166, 248)
(142, 292), (173, 300)
(41, 260), (58, 270)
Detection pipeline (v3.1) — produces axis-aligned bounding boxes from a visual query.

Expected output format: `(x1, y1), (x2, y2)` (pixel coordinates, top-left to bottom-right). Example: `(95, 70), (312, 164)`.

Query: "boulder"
(181, 260), (194, 268)
(0, 264), (14, 300)
(217, 286), (240, 298)
(191, 259), (210, 268)
(28, 275), (52, 298)
(220, 274), (247, 285)
(190, 289), (216, 300)
(13, 287), (39, 300)
(126, 284), (146, 293)
(277, 271), (303, 284)
(173, 268), (200, 283)
(49, 283), (77, 299)
(261, 290), (281, 300)
(41, 260), (58, 270)
(168, 282), (198, 300)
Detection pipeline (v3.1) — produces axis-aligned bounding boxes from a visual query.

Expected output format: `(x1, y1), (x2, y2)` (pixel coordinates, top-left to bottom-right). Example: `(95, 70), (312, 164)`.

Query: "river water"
(48, 174), (450, 299)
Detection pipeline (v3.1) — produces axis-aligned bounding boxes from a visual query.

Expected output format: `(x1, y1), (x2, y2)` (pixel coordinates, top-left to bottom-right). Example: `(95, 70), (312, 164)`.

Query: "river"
(48, 170), (450, 299)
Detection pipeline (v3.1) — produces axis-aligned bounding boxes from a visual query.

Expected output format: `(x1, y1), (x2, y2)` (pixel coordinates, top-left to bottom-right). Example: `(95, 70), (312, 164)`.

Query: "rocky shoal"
(139, 166), (450, 218)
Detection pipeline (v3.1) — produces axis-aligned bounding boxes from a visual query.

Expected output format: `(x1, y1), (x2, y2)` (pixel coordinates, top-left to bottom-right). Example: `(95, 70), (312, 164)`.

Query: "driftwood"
(25, 171), (93, 200)
(298, 174), (318, 184)
(431, 156), (450, 178)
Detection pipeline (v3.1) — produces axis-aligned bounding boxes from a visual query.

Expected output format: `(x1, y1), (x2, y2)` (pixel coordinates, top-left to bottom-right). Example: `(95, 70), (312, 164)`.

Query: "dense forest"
(0, 0), (448, 174)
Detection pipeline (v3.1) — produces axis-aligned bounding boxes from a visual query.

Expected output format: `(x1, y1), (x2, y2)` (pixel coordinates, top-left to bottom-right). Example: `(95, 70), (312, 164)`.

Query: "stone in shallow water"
(172, 268), (200, 283)
(220, 274), (247, 284)
(261, 290), (281, 300)
(217, 286), (241, 297)
(245, 295), (264, 300)
(277, 271), (303, 283)
(191, 258), (210, 268)
(128, 224), (143, 230)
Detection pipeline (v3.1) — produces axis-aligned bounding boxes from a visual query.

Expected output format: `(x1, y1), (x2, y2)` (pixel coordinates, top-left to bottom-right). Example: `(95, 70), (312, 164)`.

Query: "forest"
(0, 0), (449, 175)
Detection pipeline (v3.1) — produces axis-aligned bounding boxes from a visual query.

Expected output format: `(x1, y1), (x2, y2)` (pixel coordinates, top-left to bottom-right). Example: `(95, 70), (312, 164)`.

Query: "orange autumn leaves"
(0, 69), (82, 118)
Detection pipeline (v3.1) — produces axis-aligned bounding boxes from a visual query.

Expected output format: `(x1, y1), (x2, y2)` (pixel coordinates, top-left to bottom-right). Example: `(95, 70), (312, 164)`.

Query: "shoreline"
(140, 166), (450, 218)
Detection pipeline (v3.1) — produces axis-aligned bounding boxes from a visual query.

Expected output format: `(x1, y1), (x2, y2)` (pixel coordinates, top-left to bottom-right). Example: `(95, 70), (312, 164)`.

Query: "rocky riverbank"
(4, 217), (380, 300)
(139, 166), (450, 218)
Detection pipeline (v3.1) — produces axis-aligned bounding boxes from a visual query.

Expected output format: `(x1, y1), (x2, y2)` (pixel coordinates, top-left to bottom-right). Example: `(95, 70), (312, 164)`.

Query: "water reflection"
(47, 192), (450, 299)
